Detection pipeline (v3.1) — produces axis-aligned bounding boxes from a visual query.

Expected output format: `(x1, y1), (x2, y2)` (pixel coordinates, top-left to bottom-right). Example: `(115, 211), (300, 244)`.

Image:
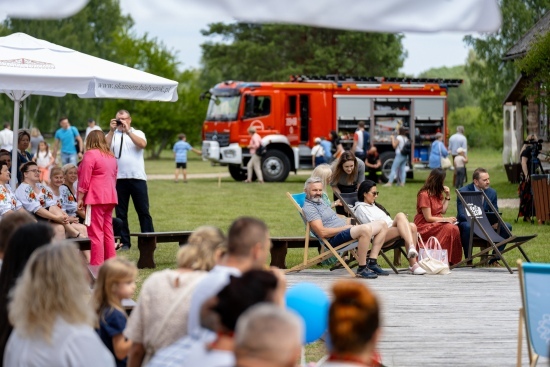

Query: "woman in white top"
(317, 280), (383, 367)
(0, 162), (22, 219)
(15, 161), (79, 240)
(125, 226), (225, 366)
(4, 241), (115, 367)
(352, 179), (426, 275)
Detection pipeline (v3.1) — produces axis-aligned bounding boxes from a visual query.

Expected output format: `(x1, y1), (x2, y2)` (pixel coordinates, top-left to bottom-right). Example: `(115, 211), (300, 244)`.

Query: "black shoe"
(356, 268), (378, 279)
(119, 244), (131, 251)
(367, 262), (390, 276)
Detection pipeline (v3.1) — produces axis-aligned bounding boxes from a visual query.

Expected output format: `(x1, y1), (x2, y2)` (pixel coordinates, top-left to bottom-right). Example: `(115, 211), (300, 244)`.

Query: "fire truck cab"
(201, 75), (462, 182)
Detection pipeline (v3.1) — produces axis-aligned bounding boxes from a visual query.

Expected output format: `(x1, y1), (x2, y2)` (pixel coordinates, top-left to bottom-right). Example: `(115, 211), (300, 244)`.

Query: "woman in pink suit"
(77, 130), (118, 265)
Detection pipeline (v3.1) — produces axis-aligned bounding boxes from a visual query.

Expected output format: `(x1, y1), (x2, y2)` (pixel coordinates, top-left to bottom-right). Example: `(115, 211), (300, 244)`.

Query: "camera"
(115, 119), (122, 126)
(523, 138), (543, 155)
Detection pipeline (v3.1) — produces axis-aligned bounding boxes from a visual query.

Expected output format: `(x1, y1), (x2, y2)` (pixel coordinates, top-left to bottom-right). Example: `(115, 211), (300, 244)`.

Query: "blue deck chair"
(453, 190), (535, 274)
(286, 192), (358, 277)
(517, 261), (550, 366)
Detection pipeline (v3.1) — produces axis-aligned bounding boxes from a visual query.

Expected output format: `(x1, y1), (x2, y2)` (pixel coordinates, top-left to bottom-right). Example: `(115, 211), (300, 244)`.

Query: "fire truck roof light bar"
(289, 75), (463, 87)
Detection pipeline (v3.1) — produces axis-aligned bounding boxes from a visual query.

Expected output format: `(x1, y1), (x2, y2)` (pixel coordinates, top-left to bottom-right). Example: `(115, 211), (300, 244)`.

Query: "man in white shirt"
(448, 126), (468, 186)
(105, 109), (154, 250)
(0, 123), (13, 151)
(186, 217), (273, 338)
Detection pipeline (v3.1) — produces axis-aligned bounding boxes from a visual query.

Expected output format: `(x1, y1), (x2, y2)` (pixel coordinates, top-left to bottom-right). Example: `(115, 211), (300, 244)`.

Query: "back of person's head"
(399, 127), (407, 136)
(457, 126), (464, 134)
(226, 217), (269, 258)
(177, 226), (226, 270)
(329, 280), (380, 355)
(2, 123), (9, 129)
(358, 121), (365, 128)
(8, 241), (94, 342)
(30, 127), (41, 137)
(0, 222), (53, 357)
(235, 304), (303, 365)
(92, 257), (137, 316)
(212, 270), (278, 332)
(0, 210), (35, 257)
(311, 164), (332, 190)
(86, 130), (112, 156)
(178, 133), (186, 140)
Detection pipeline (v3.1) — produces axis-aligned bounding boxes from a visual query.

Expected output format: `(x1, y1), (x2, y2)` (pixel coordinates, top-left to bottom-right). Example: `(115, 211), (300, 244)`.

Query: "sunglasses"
(370, 191), (380, 196)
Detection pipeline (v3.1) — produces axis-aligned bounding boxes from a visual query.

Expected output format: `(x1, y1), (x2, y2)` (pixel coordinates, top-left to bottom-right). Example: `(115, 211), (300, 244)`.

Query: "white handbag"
(417, 235), (451, 275)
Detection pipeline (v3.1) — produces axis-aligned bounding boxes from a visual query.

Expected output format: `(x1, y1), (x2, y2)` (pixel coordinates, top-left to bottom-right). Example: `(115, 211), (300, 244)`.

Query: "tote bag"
(417, 235), (451, 275)
(438, 142), (452, 169)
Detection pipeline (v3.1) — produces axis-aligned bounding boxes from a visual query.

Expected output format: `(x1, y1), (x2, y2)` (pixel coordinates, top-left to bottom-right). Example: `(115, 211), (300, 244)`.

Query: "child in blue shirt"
(173, 133), (202, 183)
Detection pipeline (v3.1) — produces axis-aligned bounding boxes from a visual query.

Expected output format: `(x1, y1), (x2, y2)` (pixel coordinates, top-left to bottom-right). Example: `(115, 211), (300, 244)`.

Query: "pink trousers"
(88, 204), (116, 265)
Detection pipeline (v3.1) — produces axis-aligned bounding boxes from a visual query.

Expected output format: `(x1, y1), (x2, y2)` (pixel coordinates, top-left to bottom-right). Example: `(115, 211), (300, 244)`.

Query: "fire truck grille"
(205, 132), (230, 147)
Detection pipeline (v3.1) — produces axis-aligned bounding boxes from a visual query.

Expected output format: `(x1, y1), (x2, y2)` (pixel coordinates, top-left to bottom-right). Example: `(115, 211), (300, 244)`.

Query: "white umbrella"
(0, 32), (179, 187)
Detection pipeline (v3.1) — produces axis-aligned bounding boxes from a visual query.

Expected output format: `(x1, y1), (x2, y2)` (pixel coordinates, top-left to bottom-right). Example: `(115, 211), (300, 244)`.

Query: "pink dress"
(78, 149), (118, 265)
(413, 190), (462, 265)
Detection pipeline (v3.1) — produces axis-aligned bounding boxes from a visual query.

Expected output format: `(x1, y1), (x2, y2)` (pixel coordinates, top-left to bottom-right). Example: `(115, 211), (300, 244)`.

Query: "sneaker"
(356, 268), (378, 279)
(366, 262), (390, 276)
(407, 246), (418, 259)
(409, 263), (426, 275)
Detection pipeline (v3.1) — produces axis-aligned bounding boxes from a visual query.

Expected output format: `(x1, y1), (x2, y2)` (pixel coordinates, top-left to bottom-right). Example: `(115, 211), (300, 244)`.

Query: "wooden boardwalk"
(286, 267), (539, 367)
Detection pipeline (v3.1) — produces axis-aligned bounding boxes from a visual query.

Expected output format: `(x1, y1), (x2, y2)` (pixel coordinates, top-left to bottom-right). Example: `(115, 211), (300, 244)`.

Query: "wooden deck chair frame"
(334, 191), (407, 274)
(286, 192), (359, 277)
(517, 260), (550, 367)
(452, 190), (535, 274)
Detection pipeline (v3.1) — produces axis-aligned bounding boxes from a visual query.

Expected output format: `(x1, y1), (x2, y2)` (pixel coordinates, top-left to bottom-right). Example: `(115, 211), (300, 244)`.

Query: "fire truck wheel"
(262, 150), (290, 182)
(379, 151), (396, 182)
(228, 164), (248, 181)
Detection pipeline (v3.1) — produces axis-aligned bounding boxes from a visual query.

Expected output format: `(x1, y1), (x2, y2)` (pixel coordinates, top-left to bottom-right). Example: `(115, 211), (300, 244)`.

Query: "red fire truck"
(201, 75), (462, 182)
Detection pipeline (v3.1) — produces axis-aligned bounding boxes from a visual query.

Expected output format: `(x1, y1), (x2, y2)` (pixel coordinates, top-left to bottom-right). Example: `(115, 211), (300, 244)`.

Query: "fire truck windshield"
(206, 96), (240, 121)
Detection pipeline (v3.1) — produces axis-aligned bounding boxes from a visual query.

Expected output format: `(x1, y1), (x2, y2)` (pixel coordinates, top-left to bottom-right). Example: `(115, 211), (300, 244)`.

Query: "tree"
(200, 23), (406, 81)
(464, 0), (550, 126)
(515, 31), (550, 108)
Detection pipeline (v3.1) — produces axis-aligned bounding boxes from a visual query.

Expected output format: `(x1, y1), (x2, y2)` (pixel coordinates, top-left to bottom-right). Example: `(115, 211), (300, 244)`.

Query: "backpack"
(401, 138), (411, 156)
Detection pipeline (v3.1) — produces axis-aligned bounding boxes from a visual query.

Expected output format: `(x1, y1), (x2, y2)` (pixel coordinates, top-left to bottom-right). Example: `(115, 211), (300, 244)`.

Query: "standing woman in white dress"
(3, 241), (115, 367)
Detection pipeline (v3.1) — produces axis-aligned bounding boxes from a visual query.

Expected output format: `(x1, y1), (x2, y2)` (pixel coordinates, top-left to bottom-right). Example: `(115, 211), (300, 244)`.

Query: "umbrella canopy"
(0, 32), (179, 187)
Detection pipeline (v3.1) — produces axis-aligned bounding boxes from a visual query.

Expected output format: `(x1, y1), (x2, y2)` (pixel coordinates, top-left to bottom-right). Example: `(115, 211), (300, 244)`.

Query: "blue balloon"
(286, 282), (329, 344)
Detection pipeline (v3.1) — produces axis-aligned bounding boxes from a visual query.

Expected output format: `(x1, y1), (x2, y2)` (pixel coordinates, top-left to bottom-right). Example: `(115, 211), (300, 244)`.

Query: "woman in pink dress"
(413, 168), (462, 265)
(77, 131), (118, 265)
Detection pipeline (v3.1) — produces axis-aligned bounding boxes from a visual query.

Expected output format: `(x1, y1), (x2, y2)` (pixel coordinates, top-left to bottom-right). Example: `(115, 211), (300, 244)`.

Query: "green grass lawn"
(119, 147), (548, 363)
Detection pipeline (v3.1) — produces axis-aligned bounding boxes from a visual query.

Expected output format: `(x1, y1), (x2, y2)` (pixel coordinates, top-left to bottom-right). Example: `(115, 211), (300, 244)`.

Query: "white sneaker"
(409, 264), (426, 275)
(407, 246), (418, 259)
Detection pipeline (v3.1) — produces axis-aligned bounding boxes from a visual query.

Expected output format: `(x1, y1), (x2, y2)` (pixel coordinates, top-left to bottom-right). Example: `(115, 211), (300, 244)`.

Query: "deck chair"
(453, 190), (536, 274)
(286, 192), (359, 277)
(335, 191), (408, 274)
(517, 261), (550, 367)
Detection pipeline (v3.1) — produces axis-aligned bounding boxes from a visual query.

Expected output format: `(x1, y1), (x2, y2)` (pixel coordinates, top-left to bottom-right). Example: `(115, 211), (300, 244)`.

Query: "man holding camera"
(105, 109), (154, 250)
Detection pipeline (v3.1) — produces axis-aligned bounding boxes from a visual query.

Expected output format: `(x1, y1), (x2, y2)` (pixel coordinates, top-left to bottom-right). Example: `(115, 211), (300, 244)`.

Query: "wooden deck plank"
(285, 268), (541, 367)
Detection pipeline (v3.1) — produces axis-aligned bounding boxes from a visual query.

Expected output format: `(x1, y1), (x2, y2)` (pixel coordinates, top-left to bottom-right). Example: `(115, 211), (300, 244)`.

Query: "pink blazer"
(77, 149), (118, 205)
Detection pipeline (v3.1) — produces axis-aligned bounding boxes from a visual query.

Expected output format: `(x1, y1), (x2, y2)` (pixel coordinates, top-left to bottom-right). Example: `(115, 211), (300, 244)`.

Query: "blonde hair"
(61, 163), (77, 175)
(8, 242), (94, 343)
(176, 226), (226, 270)
(49, 166), (64, 183)
(30, 128), (41, 138)
(86, 130), (113, 157)
(329, 280), (380, 354)
(311, 163), (332, 191)
(92, 258), (137, 324)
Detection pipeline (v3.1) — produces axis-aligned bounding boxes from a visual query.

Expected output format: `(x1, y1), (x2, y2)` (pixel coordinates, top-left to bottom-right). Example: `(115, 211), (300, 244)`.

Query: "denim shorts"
(327, 227), (353, 247)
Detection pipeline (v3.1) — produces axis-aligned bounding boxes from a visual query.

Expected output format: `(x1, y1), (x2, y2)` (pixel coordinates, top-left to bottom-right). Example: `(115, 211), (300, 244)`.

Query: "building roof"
(502, 74), (529, 104)
(503, 11), (550, 61)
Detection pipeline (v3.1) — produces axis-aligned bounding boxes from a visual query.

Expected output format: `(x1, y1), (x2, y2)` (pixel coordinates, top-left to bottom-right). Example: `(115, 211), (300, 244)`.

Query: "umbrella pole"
(9, 97), (21, 188)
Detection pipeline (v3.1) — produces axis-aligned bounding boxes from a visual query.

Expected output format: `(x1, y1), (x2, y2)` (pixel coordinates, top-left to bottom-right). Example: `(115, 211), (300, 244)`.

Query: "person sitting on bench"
(302, 177), (388, 279)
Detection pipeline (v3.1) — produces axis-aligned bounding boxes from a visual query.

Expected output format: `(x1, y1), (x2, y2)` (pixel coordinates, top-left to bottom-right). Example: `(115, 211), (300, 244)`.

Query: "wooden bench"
(129, 231), (316, 270)
(130, 231), (193, 268)
(71, 237), (121, 252)
(532, 174), (550, 224)
(86, 264), (136, 315)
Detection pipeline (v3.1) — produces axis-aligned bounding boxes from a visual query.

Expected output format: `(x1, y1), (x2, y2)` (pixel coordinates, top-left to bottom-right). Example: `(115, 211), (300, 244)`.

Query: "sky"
(119, 0), (472, 77)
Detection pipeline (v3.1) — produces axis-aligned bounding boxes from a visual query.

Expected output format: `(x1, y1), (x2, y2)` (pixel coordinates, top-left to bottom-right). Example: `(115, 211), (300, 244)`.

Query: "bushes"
(448, 106), (502, 150)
